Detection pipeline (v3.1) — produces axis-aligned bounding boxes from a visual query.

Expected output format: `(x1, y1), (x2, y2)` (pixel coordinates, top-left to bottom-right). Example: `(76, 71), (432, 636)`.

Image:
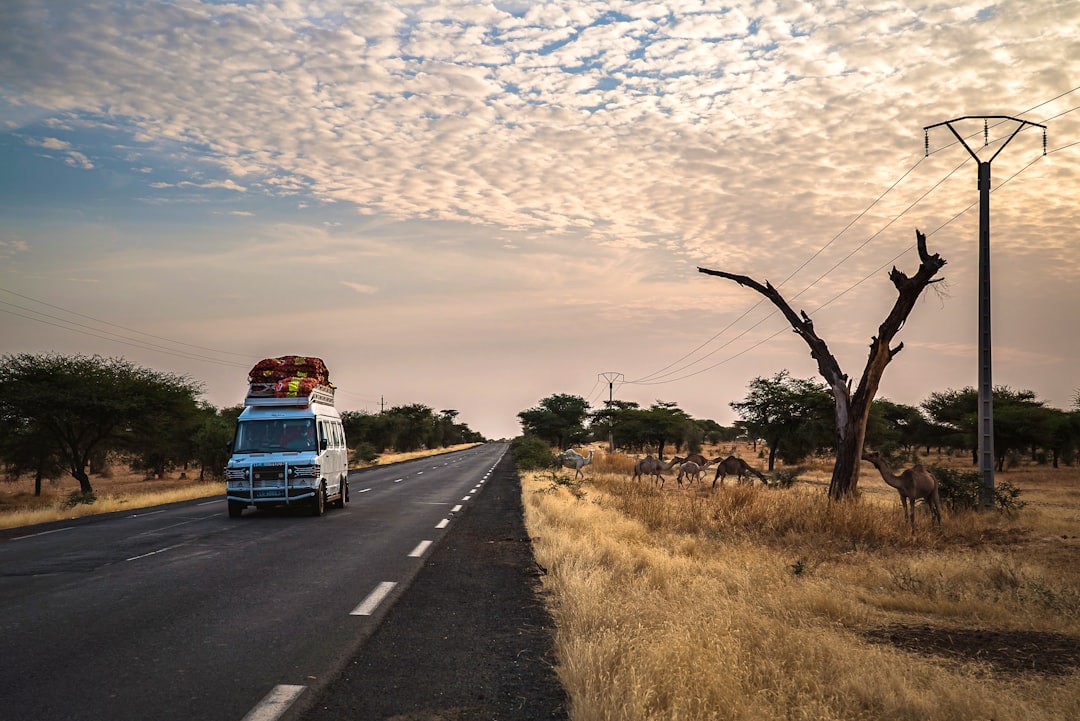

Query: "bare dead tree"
(698, 229), (946, 499)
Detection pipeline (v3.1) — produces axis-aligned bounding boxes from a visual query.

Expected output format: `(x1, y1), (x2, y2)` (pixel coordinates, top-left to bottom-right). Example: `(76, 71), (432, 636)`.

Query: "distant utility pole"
(924, 116), (1046, 508)
(599, 372), (624, 452)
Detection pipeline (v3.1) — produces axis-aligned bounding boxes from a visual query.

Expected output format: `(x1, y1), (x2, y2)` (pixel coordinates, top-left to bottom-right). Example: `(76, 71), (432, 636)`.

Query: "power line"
(0, 305), (248, 368)
(626, 92), (1078, 388)
(629, 120), (1071, 387)
(0, 285), (250, 361)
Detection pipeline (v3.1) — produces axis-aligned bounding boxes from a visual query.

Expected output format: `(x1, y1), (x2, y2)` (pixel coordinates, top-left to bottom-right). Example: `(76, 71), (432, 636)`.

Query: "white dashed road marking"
(409, 540), (432, 557)
(241, 684), (306, 721)
(351, 581), (398, 616)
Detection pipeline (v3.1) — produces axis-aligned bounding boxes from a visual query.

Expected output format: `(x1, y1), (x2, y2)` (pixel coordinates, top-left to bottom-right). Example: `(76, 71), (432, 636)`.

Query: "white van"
(224, 386), (349, 517)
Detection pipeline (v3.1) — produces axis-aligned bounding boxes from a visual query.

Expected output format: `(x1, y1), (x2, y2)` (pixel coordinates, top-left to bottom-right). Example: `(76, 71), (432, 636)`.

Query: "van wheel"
(311, 483), (326, 517)
(228, 500), (245, 518)
(334, 476), (348, 509)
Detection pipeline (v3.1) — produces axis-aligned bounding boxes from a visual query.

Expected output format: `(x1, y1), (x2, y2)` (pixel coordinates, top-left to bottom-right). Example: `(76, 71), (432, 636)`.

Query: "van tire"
(228, 500), (245, 518)
(311, 483), (326, 517)
(333, 475), (348, 509)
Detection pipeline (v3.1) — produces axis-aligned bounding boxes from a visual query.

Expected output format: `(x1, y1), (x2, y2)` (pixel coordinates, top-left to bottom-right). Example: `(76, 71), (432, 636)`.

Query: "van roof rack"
(244, 384), (335, 407)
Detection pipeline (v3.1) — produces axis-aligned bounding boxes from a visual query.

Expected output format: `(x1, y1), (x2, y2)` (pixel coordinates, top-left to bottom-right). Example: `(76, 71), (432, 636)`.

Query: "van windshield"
(234, 419), (317, 453)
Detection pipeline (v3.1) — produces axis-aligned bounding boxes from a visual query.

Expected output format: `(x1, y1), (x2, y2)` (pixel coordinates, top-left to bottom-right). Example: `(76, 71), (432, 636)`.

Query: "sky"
(1, 0), (1078, 441)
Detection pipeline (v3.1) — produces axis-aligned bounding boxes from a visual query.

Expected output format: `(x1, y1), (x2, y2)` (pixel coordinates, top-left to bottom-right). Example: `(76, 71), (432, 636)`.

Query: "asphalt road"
(0, 443), (514, 721)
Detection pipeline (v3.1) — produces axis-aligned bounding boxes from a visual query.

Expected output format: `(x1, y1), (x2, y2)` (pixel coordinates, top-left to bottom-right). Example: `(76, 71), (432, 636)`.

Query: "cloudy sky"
(1, 0), (1078, 440)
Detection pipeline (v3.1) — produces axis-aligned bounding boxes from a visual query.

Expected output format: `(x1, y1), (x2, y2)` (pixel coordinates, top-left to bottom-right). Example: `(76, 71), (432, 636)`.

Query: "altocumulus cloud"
(3, 0), (1076, 276)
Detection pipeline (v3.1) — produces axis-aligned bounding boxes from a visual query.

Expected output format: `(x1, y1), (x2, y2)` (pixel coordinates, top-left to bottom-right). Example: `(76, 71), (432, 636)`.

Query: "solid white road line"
(241, 684), (306, 721)
(351, 581), (397, 616)
(408, 540), (432, 557)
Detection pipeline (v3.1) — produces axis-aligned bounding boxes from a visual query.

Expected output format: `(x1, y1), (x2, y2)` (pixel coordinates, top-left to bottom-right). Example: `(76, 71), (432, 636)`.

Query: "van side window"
(334, 422), (345, 448)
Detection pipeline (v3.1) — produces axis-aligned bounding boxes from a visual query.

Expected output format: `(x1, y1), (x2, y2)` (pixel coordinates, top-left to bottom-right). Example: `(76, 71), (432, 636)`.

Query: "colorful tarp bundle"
(247, 356), (331, 397)
(273, 376), (321, 398)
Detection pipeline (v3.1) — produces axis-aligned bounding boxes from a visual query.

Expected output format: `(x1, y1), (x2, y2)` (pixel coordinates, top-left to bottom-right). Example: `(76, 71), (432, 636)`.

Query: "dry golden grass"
(524, 446), (1080, 721)
(0, 443), (483, 531)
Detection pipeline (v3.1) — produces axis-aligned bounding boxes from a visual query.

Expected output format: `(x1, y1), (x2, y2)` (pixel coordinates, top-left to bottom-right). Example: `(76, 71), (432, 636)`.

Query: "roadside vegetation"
(522, 447), (1080, 721)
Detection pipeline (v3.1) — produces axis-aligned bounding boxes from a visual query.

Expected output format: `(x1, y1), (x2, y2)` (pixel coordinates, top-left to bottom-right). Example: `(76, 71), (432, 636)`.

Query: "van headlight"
(289, 465), (320, 479)
(224, 467), (248, 481)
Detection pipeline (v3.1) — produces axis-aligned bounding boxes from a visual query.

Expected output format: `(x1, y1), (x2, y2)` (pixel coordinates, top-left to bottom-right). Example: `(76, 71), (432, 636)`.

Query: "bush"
(928, 464), (1026, 513)
(64, 491), (97, 508)
(536, 468), (587, 499)
(510, 436), (555, 470)
(768, 466), (802, 488)
(352, 442), (380, 464)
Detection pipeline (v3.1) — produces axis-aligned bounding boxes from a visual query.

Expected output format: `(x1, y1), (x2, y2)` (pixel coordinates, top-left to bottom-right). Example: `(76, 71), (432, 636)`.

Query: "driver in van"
(284, 423), (316, 450)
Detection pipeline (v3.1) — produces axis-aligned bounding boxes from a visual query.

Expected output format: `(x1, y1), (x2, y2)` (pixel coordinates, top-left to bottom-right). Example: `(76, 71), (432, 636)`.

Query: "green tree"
(0, 421), (65, 496)
(922, 386), (1057, 471)
(866, 399), (931, 458)
(385, 404), (437, 452)
(0, 353), (203, 494)
(730, 371), (833, 470)
(192, 404), (241, 480)
(517, 394), (591, 449)
(590, 400), (642, 450)
(641, 401), (693, 460)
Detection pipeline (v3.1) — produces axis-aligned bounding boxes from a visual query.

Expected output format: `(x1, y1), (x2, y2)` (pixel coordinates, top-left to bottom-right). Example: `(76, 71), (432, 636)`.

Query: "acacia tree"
(0, 353), (203, 494)
(0, 422), (65, 496)
(731, 371), (833, 470)
(700, 229), (946, 499)
(923, 386), (1065, 470)
(517, 394), (591, 449)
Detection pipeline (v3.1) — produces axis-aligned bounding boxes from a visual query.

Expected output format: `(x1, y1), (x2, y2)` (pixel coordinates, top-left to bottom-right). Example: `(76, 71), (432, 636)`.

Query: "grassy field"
(523, 446), (1080, 721)
(0, 443), (482, 530)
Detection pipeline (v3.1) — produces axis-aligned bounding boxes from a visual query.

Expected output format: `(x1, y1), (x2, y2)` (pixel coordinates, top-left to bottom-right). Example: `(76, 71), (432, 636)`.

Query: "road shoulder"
(300, 452), (568, 720)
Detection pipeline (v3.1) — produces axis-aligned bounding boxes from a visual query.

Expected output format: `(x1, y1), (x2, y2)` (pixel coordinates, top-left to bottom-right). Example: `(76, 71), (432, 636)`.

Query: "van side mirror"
(320, 438), (329, 451)
(226, 441), (233, 453)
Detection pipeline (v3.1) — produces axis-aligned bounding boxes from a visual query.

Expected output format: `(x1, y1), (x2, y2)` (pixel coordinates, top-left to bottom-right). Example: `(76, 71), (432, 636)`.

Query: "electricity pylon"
(599, 372), (624, 451)
(924, 116), (1046, 508)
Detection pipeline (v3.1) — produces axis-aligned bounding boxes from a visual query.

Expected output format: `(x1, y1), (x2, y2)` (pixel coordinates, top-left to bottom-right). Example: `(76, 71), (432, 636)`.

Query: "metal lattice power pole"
(599, 372), (623, 451)
(924, 116), (1046, 508)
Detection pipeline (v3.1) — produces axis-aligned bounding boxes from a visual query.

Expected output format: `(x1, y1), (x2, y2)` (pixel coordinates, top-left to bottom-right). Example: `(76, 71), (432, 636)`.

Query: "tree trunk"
(72, 467), (93, 494)
(70, 448), (94, 494)
(700, 230), (946, 500)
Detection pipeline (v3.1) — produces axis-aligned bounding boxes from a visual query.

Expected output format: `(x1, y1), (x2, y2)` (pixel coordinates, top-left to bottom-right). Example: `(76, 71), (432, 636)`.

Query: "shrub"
(352, 442), (380, 464)
(64, 491), (97, 508)
(536, 468), (588, 499)
(511, 436), (556, 470)
(928, 464), (1026, 513)
(769, 466), (802, 488)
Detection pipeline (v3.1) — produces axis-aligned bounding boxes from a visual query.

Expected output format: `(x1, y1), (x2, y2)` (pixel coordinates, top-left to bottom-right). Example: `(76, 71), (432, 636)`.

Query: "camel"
(632, 455), (679, 487)
(861, 451), (942, 531)
(555, 448), (594, 479)
(711, 456), (766, 488)
(676, 460), (711, 486)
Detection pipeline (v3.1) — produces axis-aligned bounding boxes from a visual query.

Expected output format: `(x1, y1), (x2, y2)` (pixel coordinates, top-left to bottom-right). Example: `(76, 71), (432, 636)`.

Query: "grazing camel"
(632, 456), (679, 487)
(861, 451), (942, 531)
(676, 460), (711, 486)
(556, 448), (594, 479)
(711, 456), (766, 488)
